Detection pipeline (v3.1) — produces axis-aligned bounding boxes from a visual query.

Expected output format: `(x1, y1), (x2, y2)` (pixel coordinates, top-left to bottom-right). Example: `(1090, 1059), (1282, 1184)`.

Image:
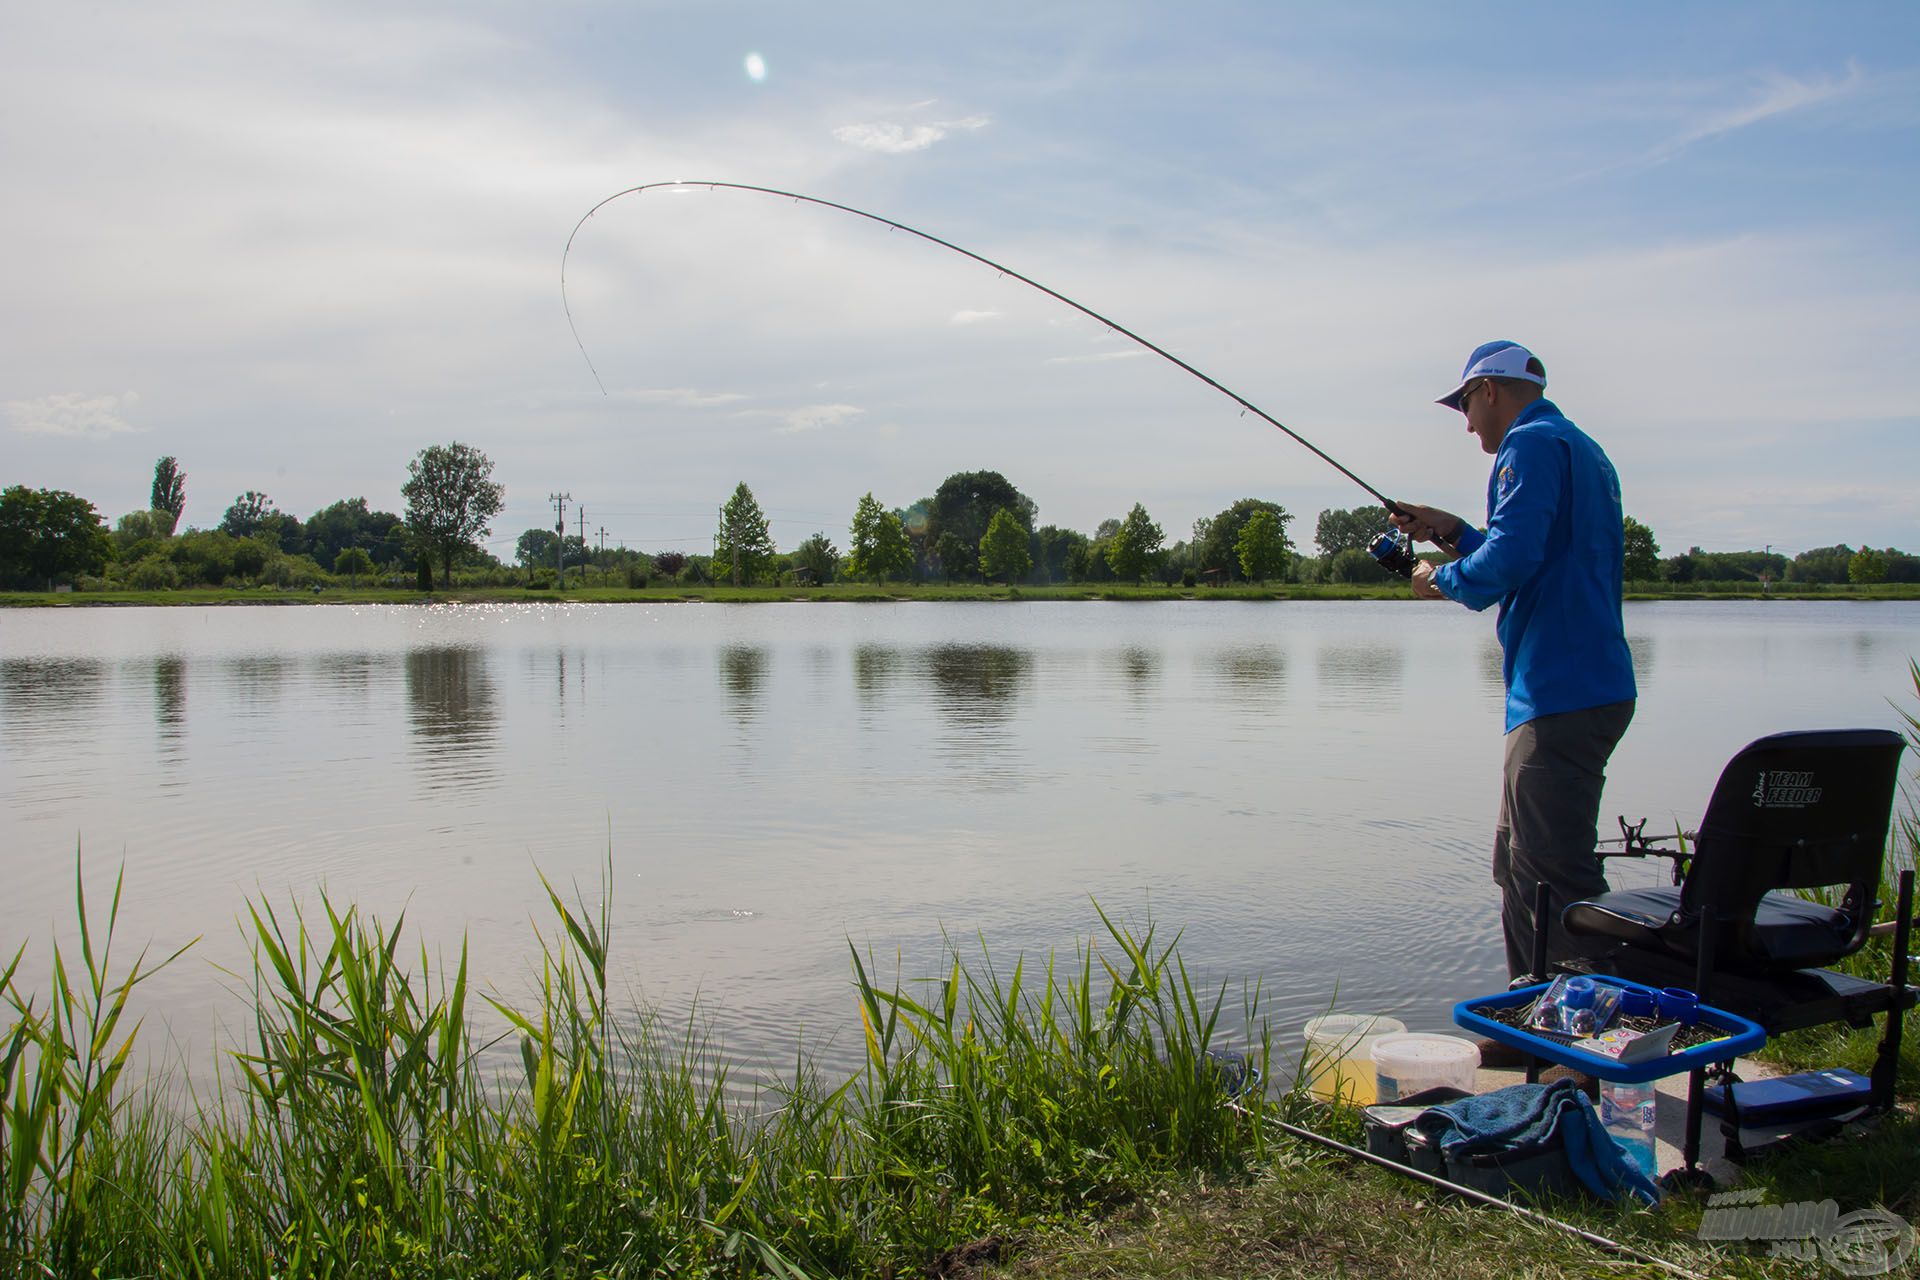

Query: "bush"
(127, 557), (180, 590)
(260, 554), (328, 589)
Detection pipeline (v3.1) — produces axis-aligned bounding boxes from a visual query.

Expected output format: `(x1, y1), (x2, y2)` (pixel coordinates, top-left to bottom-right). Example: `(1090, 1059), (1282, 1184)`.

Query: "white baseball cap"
(1437, 340), (1546, 410)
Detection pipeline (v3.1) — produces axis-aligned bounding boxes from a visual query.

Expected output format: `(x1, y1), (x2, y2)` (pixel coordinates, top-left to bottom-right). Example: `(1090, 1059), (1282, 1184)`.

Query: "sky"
(4, 1), (1917, 559)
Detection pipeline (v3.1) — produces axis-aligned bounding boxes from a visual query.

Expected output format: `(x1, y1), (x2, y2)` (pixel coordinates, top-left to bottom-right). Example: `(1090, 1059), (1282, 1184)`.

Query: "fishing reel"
(1368, 530), (1417, 579)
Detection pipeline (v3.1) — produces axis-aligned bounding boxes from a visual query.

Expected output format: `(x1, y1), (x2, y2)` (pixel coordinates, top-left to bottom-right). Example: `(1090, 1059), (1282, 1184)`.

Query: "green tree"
(1105, 503), (1165, 583)
(112, 509), (172, 557)
(1789, 545), (1854, 584)
(150, 456), (186, 535)
(1314, 505), (1387, 556)
(979, 508), (1033, 583)
(714, 481), (775, 585)
(401, 442), (505, 585)
(927, 471), (1035, 567)
(1236, 509), (1289, 582)
(333, 546), (374, 586)
(0, 487), (115, 589)
(219, 490), (276, 539)
(1622, 516), (1661, 581)
(1197, 499), (1292, 581)
(926, 531), (966, 582)
(792, 532), (839, 585)
(1849, 546), (1888, 585)
(1031, 524), (1086, 585)
(304, 498), (406, 567)
(847, 494), (913, 583)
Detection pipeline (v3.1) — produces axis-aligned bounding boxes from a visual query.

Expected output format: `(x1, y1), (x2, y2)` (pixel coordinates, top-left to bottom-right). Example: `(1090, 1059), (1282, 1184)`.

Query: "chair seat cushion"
(1563, 887), (1683, 951)
(1564, 888), (1856, 973)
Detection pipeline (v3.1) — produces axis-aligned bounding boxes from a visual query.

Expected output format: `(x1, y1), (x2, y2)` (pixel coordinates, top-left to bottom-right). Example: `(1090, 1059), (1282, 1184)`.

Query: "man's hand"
(1389, 502), (1464, 547)
(1411, 560), (1448, 600)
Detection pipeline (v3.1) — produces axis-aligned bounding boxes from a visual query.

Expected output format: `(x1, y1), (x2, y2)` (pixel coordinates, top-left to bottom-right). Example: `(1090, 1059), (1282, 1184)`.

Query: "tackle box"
(1702, 1068), (1873, 1124)
(1453, 976), (1765, 1082)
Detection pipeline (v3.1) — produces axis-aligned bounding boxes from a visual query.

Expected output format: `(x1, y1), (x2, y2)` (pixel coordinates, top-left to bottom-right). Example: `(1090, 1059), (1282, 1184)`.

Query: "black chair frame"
(1524, 729), (1916, 1186)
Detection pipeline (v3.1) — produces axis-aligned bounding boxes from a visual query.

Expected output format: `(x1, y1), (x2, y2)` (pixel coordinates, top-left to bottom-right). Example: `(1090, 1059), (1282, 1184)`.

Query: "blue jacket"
(1432, 399), (1636, 731)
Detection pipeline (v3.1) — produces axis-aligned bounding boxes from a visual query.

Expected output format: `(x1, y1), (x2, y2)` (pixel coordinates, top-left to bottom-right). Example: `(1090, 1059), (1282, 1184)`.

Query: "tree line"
(2, 448), (1912, 592)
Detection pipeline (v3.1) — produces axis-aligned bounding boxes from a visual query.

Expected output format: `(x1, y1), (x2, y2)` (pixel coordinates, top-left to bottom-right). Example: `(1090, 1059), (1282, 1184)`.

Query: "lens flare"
(743, 52), (767, 82)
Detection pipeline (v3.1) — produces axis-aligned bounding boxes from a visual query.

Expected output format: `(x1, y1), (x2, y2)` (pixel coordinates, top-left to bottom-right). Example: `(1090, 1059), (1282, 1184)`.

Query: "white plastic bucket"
(1370, 1032), (1480, 1102)
(1303, 1013), (1408, 1105)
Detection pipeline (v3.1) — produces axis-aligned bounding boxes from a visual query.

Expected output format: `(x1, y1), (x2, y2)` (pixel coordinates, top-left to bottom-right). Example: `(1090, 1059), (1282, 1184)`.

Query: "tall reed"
(0, 866), (1273, 1278)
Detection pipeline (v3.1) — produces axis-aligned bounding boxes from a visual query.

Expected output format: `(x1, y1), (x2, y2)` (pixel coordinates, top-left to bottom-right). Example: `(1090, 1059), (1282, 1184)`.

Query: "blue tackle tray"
(1453, 976), (1766, 1083)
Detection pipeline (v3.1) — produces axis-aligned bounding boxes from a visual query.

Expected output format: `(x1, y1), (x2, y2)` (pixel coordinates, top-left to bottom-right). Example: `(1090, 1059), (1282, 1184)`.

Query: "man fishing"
(1391, 341), (1636, 982)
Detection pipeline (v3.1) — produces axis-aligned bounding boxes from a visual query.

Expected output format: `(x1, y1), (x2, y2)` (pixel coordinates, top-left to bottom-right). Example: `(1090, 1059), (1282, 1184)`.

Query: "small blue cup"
(1617, 987), (1658, 1019)
(1658, 987), (1700, 1024)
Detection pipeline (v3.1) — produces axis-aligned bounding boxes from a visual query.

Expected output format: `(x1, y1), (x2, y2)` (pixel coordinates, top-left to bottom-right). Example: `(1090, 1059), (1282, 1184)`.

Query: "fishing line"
(561, 181), (1408, 520)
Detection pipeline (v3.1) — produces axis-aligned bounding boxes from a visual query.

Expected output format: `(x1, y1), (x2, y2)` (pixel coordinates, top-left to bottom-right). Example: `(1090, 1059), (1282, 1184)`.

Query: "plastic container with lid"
(1370, 1032), (1480, 1102)
(1303, 1013), (1408, 1105)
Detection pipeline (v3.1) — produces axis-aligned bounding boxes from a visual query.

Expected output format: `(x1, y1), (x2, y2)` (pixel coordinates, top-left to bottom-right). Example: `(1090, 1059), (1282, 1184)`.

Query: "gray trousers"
(1494, 700), (1636, 979)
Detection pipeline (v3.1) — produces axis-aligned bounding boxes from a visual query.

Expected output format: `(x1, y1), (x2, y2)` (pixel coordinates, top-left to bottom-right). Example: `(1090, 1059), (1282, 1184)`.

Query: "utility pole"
(577, 505), (588, 585)
(550, 492), (570, 590)
(598, 525), (606, 557)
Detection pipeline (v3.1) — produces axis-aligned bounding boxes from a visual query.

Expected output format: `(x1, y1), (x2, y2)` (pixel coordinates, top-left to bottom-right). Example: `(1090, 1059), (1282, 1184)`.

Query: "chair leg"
(1869, 868), (1914, 1111)
(1679, 906), (1720, 1181)
(1517, 881), (1555, 1083)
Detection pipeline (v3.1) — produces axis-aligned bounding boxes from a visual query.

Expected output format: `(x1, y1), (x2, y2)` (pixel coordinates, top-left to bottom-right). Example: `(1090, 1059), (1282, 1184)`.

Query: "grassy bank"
(2, 873), (1281, 1278)
(6, 862), (1916, 1280)
(8, 580), (1920, 606)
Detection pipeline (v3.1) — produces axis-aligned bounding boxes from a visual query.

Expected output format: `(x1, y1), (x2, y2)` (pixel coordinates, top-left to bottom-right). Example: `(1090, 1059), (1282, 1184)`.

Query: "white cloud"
(6, 392), (142, 437)
(832, 114), (989, 154)
(950, 309), (1002, 325)
(617, 387), (749, 408)
(737, 403), (865, 435)
(1646, 62), (1866, 164)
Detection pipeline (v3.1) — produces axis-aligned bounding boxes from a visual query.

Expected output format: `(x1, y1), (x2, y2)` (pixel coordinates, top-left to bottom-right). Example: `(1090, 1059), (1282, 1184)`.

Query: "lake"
(3, 600), (1917, 1087)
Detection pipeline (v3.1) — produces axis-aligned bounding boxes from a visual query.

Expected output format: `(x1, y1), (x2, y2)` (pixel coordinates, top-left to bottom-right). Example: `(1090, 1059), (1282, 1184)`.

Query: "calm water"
(3, 601), (1917, 1085)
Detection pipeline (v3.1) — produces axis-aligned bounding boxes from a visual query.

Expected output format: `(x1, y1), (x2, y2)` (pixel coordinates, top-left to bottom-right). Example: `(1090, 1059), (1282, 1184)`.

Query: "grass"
(1, 867), (1279, 1278)
(8, 871), (1912, 1280)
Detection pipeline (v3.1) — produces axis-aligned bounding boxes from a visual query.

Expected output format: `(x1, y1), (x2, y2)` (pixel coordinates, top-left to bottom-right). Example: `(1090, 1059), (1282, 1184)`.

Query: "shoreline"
(6, 583), (1919, 607)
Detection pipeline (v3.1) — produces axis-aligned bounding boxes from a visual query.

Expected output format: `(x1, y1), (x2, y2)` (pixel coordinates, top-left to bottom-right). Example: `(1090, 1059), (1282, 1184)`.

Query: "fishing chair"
(1550, 729), (1915, 1185)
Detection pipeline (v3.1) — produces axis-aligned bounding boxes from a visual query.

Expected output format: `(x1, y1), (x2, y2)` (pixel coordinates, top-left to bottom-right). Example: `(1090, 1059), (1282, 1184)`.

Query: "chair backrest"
(1683, 728), (1904, 966)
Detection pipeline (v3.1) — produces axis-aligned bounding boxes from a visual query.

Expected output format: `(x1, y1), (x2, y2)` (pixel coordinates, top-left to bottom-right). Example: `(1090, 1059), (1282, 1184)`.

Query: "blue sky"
(4, 2), (1917, 558)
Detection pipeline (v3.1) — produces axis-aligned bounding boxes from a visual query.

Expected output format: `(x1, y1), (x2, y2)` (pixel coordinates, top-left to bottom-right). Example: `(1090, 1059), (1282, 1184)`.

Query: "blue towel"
(1409, 1080), (1661, 1206)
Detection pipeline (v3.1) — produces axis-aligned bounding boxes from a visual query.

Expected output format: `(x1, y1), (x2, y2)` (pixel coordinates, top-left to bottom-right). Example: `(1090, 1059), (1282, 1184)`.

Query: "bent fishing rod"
(568, 181), (1418, 498)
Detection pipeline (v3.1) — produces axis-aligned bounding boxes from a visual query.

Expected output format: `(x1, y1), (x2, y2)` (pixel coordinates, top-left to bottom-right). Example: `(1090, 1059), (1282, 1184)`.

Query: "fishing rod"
(1252, 1111), (1711, 1280)
(562, 181), (1436, 568)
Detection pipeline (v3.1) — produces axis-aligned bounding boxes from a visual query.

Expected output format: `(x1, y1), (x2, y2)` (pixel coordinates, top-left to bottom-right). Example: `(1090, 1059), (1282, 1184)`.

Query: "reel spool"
(1368, 530), (1417, 578)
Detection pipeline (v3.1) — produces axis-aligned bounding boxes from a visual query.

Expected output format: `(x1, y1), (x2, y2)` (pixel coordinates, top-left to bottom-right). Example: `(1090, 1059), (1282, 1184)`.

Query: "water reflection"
(919, 644), (1033, 790)
(718, 645), (769, 725)
(1315, 643), (1403, 711)
(226, 655), (291, 713)
(1210, 645), (1285, 695)
(0, 658), (108, 741)
(314, 653), (379, 693)
(1116, 645), (1159, 692)
(405, 647), (499, 792)
(852, 644), (904, 707)
(153, 656), (187, 755)
(1627, 633), (1654, 684)
(921, 645), (1031, 724)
